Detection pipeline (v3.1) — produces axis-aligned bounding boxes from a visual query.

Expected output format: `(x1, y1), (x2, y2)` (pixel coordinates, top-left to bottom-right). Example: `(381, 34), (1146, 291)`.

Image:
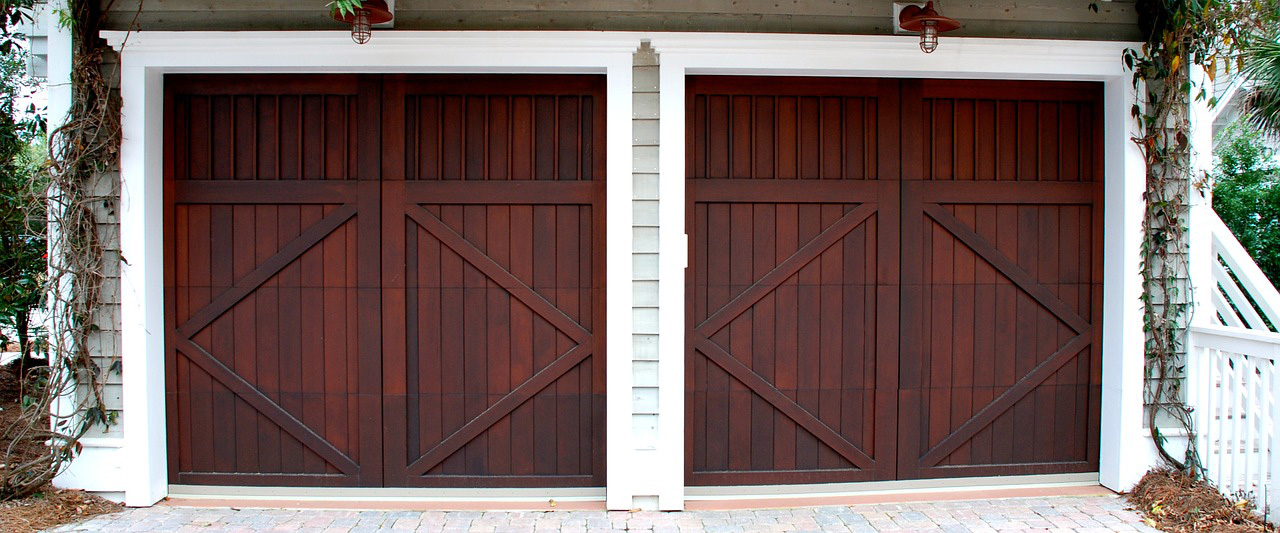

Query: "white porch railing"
(1188, 324), (1280, 514)
(1187, 208), (1280, 516)
(1203, 213), (1280, 331)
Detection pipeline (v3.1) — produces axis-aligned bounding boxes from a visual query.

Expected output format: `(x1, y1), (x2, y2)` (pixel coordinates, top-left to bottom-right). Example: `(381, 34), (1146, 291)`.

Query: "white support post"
(1098, 71), (1159, 493)
(1188, 65), (1216, 327)
(653, 49), (688, 511)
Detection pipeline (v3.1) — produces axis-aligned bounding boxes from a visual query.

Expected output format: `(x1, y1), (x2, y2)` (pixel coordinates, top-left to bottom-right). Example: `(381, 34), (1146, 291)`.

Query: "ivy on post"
(0, 0), (122, 500)
(1126, 0), (1280, 475)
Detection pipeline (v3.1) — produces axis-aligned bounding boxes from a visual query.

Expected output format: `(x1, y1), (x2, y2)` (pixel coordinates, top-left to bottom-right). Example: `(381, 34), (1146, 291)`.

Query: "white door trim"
(646, 32), (1151, 503)
(101, 30), (638, 506)
(100, 29), (1152, 507)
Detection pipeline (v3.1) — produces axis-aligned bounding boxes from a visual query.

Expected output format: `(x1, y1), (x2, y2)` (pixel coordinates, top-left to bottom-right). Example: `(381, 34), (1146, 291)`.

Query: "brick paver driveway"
(48, 494), (1160, 532)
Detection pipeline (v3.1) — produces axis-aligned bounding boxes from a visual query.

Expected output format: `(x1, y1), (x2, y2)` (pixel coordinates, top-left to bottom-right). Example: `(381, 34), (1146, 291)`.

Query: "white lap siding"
(631, 43), (661, 452)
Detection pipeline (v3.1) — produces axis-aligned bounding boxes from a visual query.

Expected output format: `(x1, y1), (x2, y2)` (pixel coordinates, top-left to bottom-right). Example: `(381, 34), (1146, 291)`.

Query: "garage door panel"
(388, 196), (602, 486)
(917, 85), (1101, 183)
(688, 76), (900, 485)
(689, 94), (884, 181)
(691, 76), (1099, 485)
(394, 78), (603, 183)
(383, 75), (606, 487)
(900, 175), (1100, 477)
(168, 199), (379, 485)
(689, 197), (888, 481)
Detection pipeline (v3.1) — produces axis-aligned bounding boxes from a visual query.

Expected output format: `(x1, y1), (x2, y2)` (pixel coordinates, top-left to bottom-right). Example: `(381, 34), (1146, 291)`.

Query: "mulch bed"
(1128, 468), (1278, 532)
(0, 362), (122, 532)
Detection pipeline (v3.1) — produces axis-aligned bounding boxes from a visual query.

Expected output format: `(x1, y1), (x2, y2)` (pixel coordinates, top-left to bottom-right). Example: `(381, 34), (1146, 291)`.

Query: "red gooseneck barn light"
(333, 0), (394, 45)
(898, 1), (960, 54)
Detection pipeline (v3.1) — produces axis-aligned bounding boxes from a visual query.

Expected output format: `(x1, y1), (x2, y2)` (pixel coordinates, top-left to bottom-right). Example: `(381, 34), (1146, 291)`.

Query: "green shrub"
(1211, 120), (1280, 285)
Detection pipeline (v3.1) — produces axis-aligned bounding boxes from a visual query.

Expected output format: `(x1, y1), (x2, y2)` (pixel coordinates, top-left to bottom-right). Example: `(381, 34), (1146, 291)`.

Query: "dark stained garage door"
(686, 77), (1103, 485)
(164, 74), (605, 487)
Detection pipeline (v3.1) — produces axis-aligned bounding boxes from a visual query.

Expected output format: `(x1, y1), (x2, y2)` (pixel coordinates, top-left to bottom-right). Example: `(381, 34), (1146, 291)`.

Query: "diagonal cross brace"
(917, 331), (1092, 467)
(695, 337), (876, 470)
(177, 204), (358, 339)
(405, 343), (594, 476)
(406, 204), (592, 344)
(697, 202), (878, 338)
(924, 204), (1090, 334)
(174, 337), (361, 475)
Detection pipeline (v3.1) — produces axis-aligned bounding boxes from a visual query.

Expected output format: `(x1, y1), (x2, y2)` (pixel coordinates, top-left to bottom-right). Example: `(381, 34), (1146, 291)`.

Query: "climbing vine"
(1126, 0), (1279, 474)
(0, 0), (124, 500)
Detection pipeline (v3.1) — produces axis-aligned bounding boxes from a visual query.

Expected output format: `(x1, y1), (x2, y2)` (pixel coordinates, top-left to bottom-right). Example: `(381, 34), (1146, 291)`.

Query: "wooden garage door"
(686, 77), (1102, 485)
(897, 80), (1103, 479)
(165, 74), (605, 488)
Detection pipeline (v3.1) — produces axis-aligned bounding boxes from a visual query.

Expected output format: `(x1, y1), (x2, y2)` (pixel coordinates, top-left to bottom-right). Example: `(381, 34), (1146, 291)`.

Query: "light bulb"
(920, 21), (939, 53)
(351, 8), (372, 45)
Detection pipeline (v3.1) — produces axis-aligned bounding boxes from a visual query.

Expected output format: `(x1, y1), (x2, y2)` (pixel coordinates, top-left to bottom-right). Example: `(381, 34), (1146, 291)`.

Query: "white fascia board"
(647, 33), (1130, 80)
(101, 31), (640, 72)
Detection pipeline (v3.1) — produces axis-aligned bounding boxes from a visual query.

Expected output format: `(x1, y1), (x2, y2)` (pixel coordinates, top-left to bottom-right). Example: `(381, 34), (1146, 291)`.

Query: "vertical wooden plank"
(510, 204), (536, 476)
(555, 204), (581, 474)
(704, 203), (730, 472)
(533, 95), (556, 180)
(731, 95), (752, 179)
(997, 101), (1017, 181)
(1012, 205), (1038, 463)
(466, 95), (487, 181)
(972, 204), (997, 466)
(234, 95), (255, 180)
(754, 97), (775, 179)
(727, 203), (753, 471)
(708, 95), (730, 178)
(750, 204), (777, 471)
(488, 96), (510, 181)
(975, 100), (996, 180)
(276, 204), (304, 475)
(821, 97), (842, 179)
(438, 205), (467, 475)
(1039, 102), (1060, 182)
(799, 97), (820, 179)
(955, 100), (975, 181)
(991, 204), (1018, 465)
(928, 213), (954, 463)
(531, 204), (558, 474)
(278, 95), (300, 181)
(487, 205), (512, 475)
(442, 95), (464, 180)
(795, 203), (821, 470)
(933, 99), (954, 180)
(254, 204), (281, 472)
(188, 96), (210, 180)
(462, 204), (489, 475)
(1018, 101), (1038, 181)
(777, 96), (798, 180)
(951, 204), (976, 465)
(817, 204), (844, 468)
(773, 201), (799, 472)
(844, 97), (866, 181)
(420, 95), (442, 181)
(210, 96), (232, 180)
(302, 96), (324, 180)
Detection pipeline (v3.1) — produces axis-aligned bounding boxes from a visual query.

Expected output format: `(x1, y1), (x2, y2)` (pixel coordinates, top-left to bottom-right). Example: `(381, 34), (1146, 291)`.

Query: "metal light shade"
(898, 1), (960, 53)
(332, 0), (394, 44)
